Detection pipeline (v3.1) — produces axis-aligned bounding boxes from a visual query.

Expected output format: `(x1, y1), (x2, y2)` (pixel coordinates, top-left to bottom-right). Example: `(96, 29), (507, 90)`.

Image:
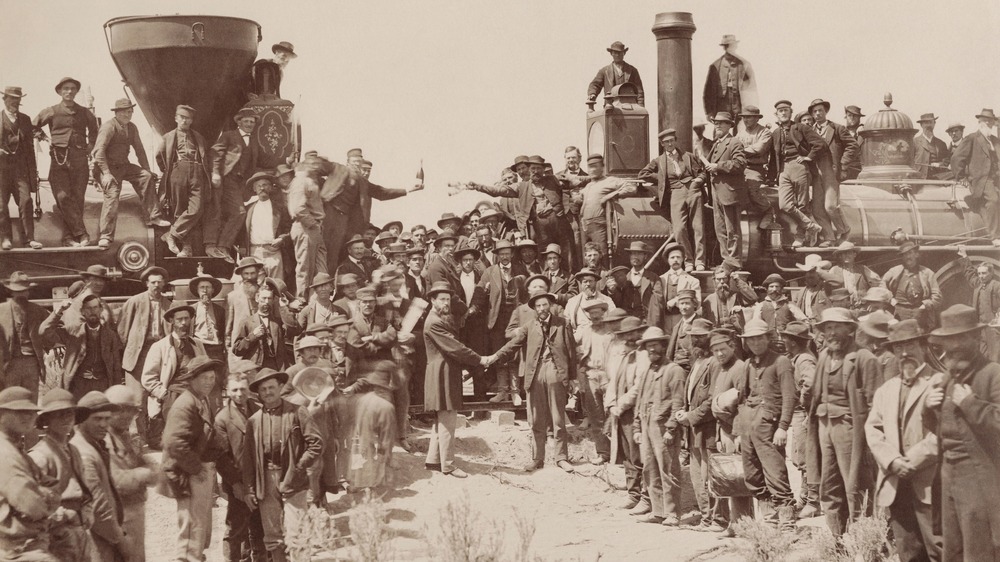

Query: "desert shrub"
(731, 516), (798, 562)
(350, 492), (394, 562)
(424, 492), (505, 562)
(286, 504), (341, 562)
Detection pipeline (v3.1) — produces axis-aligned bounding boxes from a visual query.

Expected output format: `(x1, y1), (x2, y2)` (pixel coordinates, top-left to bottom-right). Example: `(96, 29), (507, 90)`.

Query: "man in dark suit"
(404, 246), (427, 300)
(233, 284), (298, 370)
(497, 292), (578, 473)
(41, 294), (124, 399)
(706, 112), (747, 269)
(638, 131), (709, 270)
(703, 35), (757, 123)
(587, 41), (644, 107)
(945, 122), (965, 154)
(208, 108), (259, 262)
(951, 109), (1000, 246)
(767, 100), (827, 247)
(453, 246), (488, 399)
(0, 272), (47, 398)
(335, 235), (371, 284)
(243, 173), (291, 284)
(426, 234), (468, 320)
(156, 105), (214, 257)
(346, 286), (396, 364)
(808, 98), (855, 245)
(0, 86), (40, 249)
(474, 240), (525, 403)
(913, 113), (952, 180)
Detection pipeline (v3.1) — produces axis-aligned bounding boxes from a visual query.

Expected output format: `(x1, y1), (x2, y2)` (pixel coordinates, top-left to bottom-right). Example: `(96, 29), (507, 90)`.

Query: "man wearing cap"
(71, 391), (126, 561)
(0, 86), (40, 250)
(156, 104), (212, 257)
(0, 387), (61, 560)
(234, 284), (296, 370)
(28, 389), (92, 562)
(736, 105), (774, 215)
(664, 291), (706, 371)
(251, 41), (296, 98)
(736, 318), (797, 527)
(952, 108), (1000, 246)
(0, 272), (48, 398)
(244, 171), (291, 281)
(159, 357), (225, 562)
(945, 122), (965, 154)
(780, 321), (820, 519)
(864, 320), (942, 562)
(882, 241), (942, 332)
(347, 286), (397, 364)
(923, 304), (1000, 560)
(638, 129), (709, 270)
(288, 155), (329, 300)
(628, 327), (686, 525)
(34, 77), (99, 247)
(243, 367), (322, 562)
(579, 153), (637, 258)
(912, 112), (953, 181)
(93, 97), (162, 248)
(706, 111), (748, 268)
(565, 268), (615, 332)
(767, 100), (826, 247)
(539, 243), (571, 301)
(647, 243), (702, 335)
(587, 41), (644, 107)
(804, 307), (879, 538)
(41, 294), (124, 399)
(209, 108), (260, 261)
(703, 35), (758, 124)
(103, 385), (156, 562)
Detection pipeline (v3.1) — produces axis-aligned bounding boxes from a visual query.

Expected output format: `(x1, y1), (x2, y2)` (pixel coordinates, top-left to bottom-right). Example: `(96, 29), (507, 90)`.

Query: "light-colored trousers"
(261, 467), (309, 554)
(175, 462), (216, 562)
(426, 410), (458, 472)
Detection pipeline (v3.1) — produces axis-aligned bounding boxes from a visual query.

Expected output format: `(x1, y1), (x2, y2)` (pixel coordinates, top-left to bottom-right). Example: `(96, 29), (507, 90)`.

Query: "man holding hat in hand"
(587, 41), (644, 107)
(34, 77), (99, 247)
(0, 86), (41, 250)
(243, 367), (322, 562)
(207, 107), (260, 262)
(93, 97), (162, 249)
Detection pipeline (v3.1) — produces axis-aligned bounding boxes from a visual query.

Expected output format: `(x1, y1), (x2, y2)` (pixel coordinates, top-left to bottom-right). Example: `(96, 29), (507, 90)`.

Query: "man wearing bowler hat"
(703, 35), (758, 125)
(951, 108), (1000, 246)
(160, 357), (226, 562)
(0, 272), (48, 398)
(157, 104), (213, 257)
(865, 320), (942, 562)
(1, 86), (41, 250)
(208, 107), (262, 263)
(587, 41), (644, 107)
(804, 307), (879, 539)
(638, 128), (709, 270)
(243, 367), (322, 562)
(706, 111), (748, 269)
(34, 77), (99, 247)
(913, 112), (953, 180)
(251, 41), (297, 98)
(882, 241), (941, 331)
(923, 304), (1000, 561)
(93, 97), (163, 249)
(766, 100), (826, 247)
(808, 98), (855, 244)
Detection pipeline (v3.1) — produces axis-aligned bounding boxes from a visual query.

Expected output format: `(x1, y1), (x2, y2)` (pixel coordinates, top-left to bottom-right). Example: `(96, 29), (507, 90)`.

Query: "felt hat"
(345, 234), (366, 247)
(582, 300), (609, 313)
(173, 356), (223, 387)
(663, 242), (684, 257)
(740, 319), (770, 338)
(816, 307), (857, 328)
(832, 241), (859, 255)
(526, 155), (546, 166)
(795, 254), (828, 271)
(763, 273), (785, 287)
(586, 154), (604, 164)
(3, 271), (36, 292)
(916, 113), (938, 123)
(437, 213), (462, 229)
(807, 99), (831, 113)
(719, 34), (738, 46)
(425, 281), (454, 299)
(676, 289), (697, 303)
(139, 266), (169, 282)
(75, 391), (116, 422)
(54, 77), (81, 93)
(574, 268), (600, 281)
(245, 171), (275, 189)
(453, 246), (481, 261)
(595, 307), (628, 325)
(382, 220), (403, 233)
(688, 318), (715, 336)
(739, 105), (763, 117)
(929, 304), (985, 337)
(637, 326), (670, 346)
(37, 389), (78, 423)
(712, 112), (735, 124)
(336, 273), (359, 286)
(516, 238), (537, 249)
(493, 239), (515, 252)
(829, 288), (852, 303)
(67, 280), (86, 299)
(433, 234), (458, 247)
(625, 241), (651, 254)
(233, 257), (263, 274)
(374, 231), (396, 245)
(105, 385), (142, 408)
(859, 287), (892, 306)
(898, 240), (919, 254)
(2, 86), (25, 99)
(163, 302), (195, 321)
(362, 361), (396, 391)
(275, 164), (293, 178)
(406, 245), (428, 257)
(80, 264), (112, 280)
(234, 107), (257, 122)
(310, 273), (335, 289)
(613, 317), (648, 335)
(608, 265), (629, 277)
(885, 318), (926, 346)
(844, 105), (865, 117)
(378, 265), (402, 283)
(478, 208), (501, 222)
(527, 292), (557, 308)
(111, 98), (136, 112)
(324, 314), (353, 330)
(230, 359), (261, 375)
(292, 367), (335, 400)
(0, 387), (38, 411)
(347, 148), (364, 159)
(511, 154), (530, 169)
(272, 41), (297, 57)
(658, 128), (677, 140)
(187, 273), (222, 298)
(175, 105), (196, 117)
(857, 310), (896, 339)
(774, 100), (793, 110)
(607, 41), (628, 53)
(709, 331), (735, 347)
(542, 243), (562, 256)
(945, 122), (965, 133)
(524, 274), (551, 290)
(294, 335), (326, 351)
(781, 321), (814, 341)
(249, 368), (289, 392)
(355, 287), (376, 300)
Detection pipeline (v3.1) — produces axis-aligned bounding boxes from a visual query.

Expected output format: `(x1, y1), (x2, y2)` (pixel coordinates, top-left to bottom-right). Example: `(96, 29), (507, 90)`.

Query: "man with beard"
(647, 244), (702, 336)
(754, 273), (796, 352)
(451, 246), (486, 400)
(93, 98), (163, 248)
(865, 320), (942, 562)
(156, 105), (211, 257)
(736, 319), (797, 528)
(0, 86), (41, 250)
(226, 258), (263, 358)
(959, 245), (1000, 361)
(337, 235), (372, 284)
(333, 274), (361, 318)
(470, 224), (495, 271)
(41, 295), (124, 399)
(793, 254), (833, 324)
(924, 304), (1000, 560)
(474, 240), (526, 403)
(565, 268), (615, 331)
(0, 272), (47, 398)
(426, 234), (469, 319)
(234, 285), (297, 370)
(883, 241), (942, 332)
(766, 100), (825, 248)
(243, 173), (291, 283)
(702, 267), (756, 332)
(423, 282), (492, 477)
(609, 243), (653, 319)
(828, 242), (882, 308)
(804, 307), (879, 540)
(674, 322), (730, 532)
(913, 112), (953, 181)
(781, 321), (820, 519)
(288, 156), (328, 301)
(296, 273), (340, 329)
(118, 266), (171, 438)
(347, 287), (397, 363)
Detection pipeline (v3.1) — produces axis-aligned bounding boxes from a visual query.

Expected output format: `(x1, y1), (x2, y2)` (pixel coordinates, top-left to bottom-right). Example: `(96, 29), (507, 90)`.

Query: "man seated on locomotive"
(913, 113), (953, 181)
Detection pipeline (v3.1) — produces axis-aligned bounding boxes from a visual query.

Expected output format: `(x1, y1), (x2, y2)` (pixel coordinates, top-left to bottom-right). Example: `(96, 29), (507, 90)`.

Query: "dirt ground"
(145, 410), (807, 562)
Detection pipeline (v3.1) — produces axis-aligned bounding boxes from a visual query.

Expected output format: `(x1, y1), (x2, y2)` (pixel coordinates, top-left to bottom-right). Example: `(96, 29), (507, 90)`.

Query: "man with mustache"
(958, 245), (1000, 361)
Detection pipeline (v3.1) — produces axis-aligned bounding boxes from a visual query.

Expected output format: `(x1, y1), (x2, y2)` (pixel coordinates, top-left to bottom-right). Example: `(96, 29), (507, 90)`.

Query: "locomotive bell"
(857, 93), (922, 181)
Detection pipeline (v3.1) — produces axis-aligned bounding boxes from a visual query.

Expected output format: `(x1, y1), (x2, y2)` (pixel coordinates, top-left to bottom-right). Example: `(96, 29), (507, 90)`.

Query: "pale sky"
(3, 0), (998, 228)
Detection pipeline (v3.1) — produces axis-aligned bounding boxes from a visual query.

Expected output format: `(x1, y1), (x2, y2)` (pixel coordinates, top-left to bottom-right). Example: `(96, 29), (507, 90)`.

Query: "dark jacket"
(242, 198), (291, 254)
(473, 264), (527, 330)
(739, 349), (796, 431)
(244, 400), (323, 500)
(707, 133), (747, 206)
(912, 133), (952, 179)
(587, 62), (644, 106)
(0, 300), (47, 379)
(951, 131), (1000, 201)
(212, 129), (259, 179)
(1, 110), (38, 176)
(40, 306), (124, 392)
(232, 310), (299, 369)
(497, 313), (577, 389)
(214, 401), (259, 489)
(156, 127), (213, 181)
(766, 122), (829, 184)
(680, 356), (721, 448)
(815, 120), (859, 179)
(474, 178), (566, 235)
(118, 291), (173, 372)
(637, 150), (706, 214)
(631, 362), (685, 435)
(423, 310), (481, 411)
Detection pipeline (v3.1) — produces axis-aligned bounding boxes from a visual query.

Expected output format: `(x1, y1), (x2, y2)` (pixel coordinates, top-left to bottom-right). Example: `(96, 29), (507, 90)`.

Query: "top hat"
(272, 41), (298, 57)
(249, 368), (289, 392)
(54, 77), (81, 93)
(816, 307), (857, 327)
(637, 326), (670, 346)
(2, 86), (25, 99)
(233, 257), (263, 274)
(385, 242), (408, 255)
(607, 41), (628, 53)
(844, 105), (865, 117)
(188, 274), (222, 298)
(111, 98), (136, 112)
(613, 316), (647, 335)
(929, 304), (985, 337)
(975, 109), (997, 121)
(916, 113), (938, 123)
(719, 34), (738, 46)
(739, 105), (763, 117)
(807, 99), (831, 113)
(426, 281), (454, 299)
(740, 319), (771, 338)
(310, 273), (335, 289)
(80, 265), (111, 280)
(712, 112), (735, 124)
(2, 271), (36, 292)
(625, 241), (651, 254)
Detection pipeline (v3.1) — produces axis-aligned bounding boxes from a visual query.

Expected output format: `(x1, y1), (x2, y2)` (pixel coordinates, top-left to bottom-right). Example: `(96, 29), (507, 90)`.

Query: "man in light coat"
(118, 266), (171, 438)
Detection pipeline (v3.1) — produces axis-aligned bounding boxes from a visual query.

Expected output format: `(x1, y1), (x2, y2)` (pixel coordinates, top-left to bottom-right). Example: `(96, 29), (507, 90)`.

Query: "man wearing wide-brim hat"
(587, 41), (644, 107)
(736, 104), (775, 216)
(923, 303), (1000, 560)
(188, 270), (227, 400)
(863, 319), (943, 562)
(803, 307), (879, 538)
(0, 272), (48, 399)
(952, 108), (1000, 247)
(94, 96), (163, 250)
(881, 240), (941, 332)
(35, 77), (99, 248)
(251, 40), (297, 98)
(913, 112), (954, 181)
(777, 319), (821, 518)
(0, 86), (41, 250)
(565, 268), (616, 332)
(944, 122), (965, 152)
(827, 241), (882, 307)
(703, 35), (758, 124)
(242, 170), (291, 281)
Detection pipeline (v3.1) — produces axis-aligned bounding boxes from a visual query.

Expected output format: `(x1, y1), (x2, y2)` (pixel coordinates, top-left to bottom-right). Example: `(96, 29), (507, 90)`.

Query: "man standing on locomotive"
(156, 105), (212, 257)
(0, 86), (41, 250)
(207, 107), (260, 263)
(951, 108), (1000, 247)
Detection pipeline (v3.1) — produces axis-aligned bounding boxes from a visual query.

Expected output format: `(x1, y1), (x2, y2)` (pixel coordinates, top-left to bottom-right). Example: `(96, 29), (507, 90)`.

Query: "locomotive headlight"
(117, 242), (150, 273)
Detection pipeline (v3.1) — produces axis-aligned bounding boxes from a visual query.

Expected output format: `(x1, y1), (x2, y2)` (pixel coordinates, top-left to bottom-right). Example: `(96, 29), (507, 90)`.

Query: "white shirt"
(249, 199), (275, 245)
(194, 302), (219, 344)
(629, 268), (645, 287)
(460, 271), (476, 306)
(240, 131), (251, 146)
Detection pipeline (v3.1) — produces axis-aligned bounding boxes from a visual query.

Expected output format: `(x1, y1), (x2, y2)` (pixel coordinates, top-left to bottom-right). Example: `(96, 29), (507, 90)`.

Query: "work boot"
(489, 392), (509, 403)
(628, 498), (652, 516)
(777, 505), (796, 530)
(98, 237), (111, 249)
(162, 232), (181, 254)
(620, 496), (640, 510)
(206, 245), (235, 263)
(797, 503), (820, 519)
(27, 240), (42, 250)
(178, 243), (193, 258)
(757, 498), (776, 522)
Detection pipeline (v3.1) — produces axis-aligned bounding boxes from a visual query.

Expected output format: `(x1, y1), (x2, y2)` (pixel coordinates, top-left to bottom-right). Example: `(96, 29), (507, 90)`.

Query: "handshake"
(480, 353), (501, 367)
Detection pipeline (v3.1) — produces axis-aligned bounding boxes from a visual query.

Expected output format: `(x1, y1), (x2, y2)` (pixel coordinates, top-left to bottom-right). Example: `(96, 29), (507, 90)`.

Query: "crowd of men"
(0, 41), (1000, 562)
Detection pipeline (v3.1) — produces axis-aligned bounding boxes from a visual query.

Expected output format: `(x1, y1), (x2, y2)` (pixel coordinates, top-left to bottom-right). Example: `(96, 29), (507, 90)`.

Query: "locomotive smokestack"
(651, 12), (696, 153)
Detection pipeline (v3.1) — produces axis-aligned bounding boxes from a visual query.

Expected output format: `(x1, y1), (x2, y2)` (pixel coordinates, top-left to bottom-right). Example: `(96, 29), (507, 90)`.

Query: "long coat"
(951, 131), (1000, 201)
(140, 335), (208, 418)
(0, 300), (47, 381)
(912, 133), (952, 179)
(587, 62), (644, 105)
(118, 291), (172, 373)
(423, 309), (481, 411)
(225, 282), (256, 349)
(707, 133), (747, 206)
(680, 356), (720, 449)
(214, 401), (259, 492)
(39, 308), (124, 393)
(244, 399), (323, 500)
(70, 432), (125, 562)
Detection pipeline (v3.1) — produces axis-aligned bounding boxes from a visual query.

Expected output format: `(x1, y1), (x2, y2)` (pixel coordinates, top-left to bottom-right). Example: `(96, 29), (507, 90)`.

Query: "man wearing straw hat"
(924, 304), (1000, 561)
(93, 97), (163, 249)
(28, 389), (92, 562)
(945, 122), (965, 154)
(587, 41), (645, 107)
(865, 319), (942, 562)
(207, 107), (261, 263)
(0, 86), (40, 250)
